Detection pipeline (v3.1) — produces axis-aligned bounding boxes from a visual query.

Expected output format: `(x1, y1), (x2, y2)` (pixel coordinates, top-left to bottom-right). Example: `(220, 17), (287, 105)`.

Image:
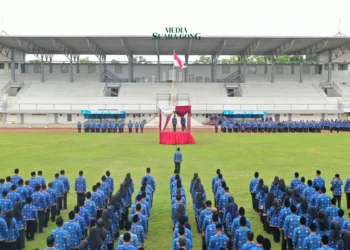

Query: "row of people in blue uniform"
(248, 170), (350, 250)
(40, 168), (156, 250)
(78, 120), (145, 133)
(213, 119), (350, 133)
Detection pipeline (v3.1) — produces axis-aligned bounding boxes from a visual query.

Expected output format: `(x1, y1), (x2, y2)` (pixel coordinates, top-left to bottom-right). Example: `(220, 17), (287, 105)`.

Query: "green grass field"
(0, 133), (349, 250)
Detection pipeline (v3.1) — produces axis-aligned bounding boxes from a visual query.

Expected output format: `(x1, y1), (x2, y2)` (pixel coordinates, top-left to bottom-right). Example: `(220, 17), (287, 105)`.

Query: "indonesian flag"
(174, 52), (186, 69)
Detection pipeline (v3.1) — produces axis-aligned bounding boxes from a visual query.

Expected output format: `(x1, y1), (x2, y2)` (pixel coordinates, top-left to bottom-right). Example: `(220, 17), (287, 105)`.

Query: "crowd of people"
(209, 115), (350, 134)
(1, 167), (349, 249)
(0, 168), (156, 250)
(78, 120), (145, 134)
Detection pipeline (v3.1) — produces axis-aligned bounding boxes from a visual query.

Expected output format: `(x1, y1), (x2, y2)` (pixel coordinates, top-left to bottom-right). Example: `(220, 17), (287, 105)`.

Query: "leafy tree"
(132, 56), (151, 64)
(28, 59), (46, 64)
(111, 59), (120, 64)
(194, 55), (212, 64)
(218, 56), (240, 64)
(80, 56), (92, 64)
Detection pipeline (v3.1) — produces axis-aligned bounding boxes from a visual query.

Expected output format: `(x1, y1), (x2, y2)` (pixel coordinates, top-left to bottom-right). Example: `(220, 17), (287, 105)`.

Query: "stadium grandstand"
(0, 36), (350, 125)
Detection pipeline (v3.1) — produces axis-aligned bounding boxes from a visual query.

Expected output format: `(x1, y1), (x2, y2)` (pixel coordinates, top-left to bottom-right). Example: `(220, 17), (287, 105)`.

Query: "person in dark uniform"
(233, 121), (239, 133)
(96, 121), (101, 133)
(135, 122), (139, 133)
(214, 121), (218, 133)
(90, 120), (95, 133)
(77, 121), (82, 133)
(128, 120), (133, 133)
(140, 122), (144, 133)
(181, 116), (186, 131)
(174, 148), (182, 174)
(172, 115), (177, 132)
(228, 121), (233, 133)
(107, 121), (112, 133)
(222, 121), (227, 133)
(83, 121), (89, 133)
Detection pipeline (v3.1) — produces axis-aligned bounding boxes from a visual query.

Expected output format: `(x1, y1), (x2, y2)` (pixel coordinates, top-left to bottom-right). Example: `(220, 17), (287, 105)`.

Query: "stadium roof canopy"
(1, 36), (350, 58)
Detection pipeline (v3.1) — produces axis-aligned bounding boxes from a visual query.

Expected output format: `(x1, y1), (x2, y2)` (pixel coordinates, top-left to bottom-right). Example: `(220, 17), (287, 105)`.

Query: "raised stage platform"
(159, 131), (196, 145)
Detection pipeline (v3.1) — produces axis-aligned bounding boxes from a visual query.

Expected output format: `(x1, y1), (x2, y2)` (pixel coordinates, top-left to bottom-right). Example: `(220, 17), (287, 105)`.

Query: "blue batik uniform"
(199, 208), (212, 230)
(131, 223), (145, 244)
(203, 215), (222, 233)
(174, 227), (192, 242)
(325, 206), (339, 223)
(301, 187), (315, 205)
(205, 224), (219, 246)
(131, 203), (148, 218)
(298, 183), (308, 194)
(279, 207), (291, 229)
(116, 244), (137, 250)
(316, 194), (331, 211)
(22, 204), (38, 220)
(249, 178), (259, 193)
(219, 193), (230, 211)
(268, 207), (281, 227)
(290, 178), (301, 190)
(342, 219), (350, 230)
(174, 152), (183, 163)
(345, 178), (350, 193)
(135, 123), (139, 129)
(256, 192), (268, 210)
(3, 183), (12, 192)
(11, 175), (22, 185)
(63, 221), (82, 249)
(173, 237), (192, 250)
(6, 217), (19, 242)
(118, 232), (140, 248)
(330, 179), (343, 195)
(52, 179), (65, 198)
(79, 207), (91, 229)
(74, 214), (86, 236)
(32, 192), (45, 211)
(292, 226), (310, 249)
(310, 192), (321, 207)
(47, 187), (57, 207)
(106, 176), (114, 194)
(130, 213), (148, 233)
(208, 234), (229, 250)
(74, 177), (86, 194)
(231, 217), (251, 235)
(42, 191), (50, 210)
(101, 182), (110, 202)
(59, 176), (70, 194)
(8, 191), (21, 205)
(284, 214), (300, 239)
(302, 233), (321, 250)
(296, 204), (309, 226)
(37, 175), (46, 188)
(29, 177), (41, 189)
(51, 227), (69, 250)
(25, 185), (34, 197)
(141, 200), (151, 217)
(313, 177), (325, 189)
(141, 175), (155, 193)
(270, 184), (279, 197)
(128, 122), (133, 129)
(234, 227), (251, 249)
(333, 216), (345, 231)
(84, 200), (97, 219)
(17, 186), (28, 203)
(0, 217), (8, 241)
(92, 192), (103, 210)
(242, 242), (257, 250)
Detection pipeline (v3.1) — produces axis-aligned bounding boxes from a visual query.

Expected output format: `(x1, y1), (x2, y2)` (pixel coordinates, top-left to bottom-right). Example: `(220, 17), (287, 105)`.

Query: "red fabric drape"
(175, 105), (191, 132)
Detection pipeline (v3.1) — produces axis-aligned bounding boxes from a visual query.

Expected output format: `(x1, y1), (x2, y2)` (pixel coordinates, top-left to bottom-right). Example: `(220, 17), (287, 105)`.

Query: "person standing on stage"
(77, 121), (82, 133)
(174, 148), (183, 174)
(172, 115), (178, 132)
(181, 116), (186, 131)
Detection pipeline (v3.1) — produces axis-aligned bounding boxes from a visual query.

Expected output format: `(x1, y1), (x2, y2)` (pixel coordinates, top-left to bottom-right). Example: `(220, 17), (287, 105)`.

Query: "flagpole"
(172, 50), (175, 105)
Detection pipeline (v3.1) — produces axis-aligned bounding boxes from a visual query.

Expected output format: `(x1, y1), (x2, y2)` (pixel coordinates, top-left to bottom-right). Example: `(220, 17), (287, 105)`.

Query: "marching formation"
(212, 118), (350, 134)
(0, 168), (156, 250)
(249, 170), (350, 250)
(78, 120), (145, 134)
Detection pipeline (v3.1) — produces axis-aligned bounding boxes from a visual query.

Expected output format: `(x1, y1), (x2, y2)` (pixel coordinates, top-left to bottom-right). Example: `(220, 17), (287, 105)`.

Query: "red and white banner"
(159, 105), (192, 132)
(174, 52), (186, 69)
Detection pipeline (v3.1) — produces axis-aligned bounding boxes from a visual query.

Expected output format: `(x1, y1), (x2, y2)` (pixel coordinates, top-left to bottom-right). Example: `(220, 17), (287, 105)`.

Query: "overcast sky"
(2, 0), (350, 62)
